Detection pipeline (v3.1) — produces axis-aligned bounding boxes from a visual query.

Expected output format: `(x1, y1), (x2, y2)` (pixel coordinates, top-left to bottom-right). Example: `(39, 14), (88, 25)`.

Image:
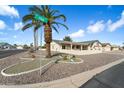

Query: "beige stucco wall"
(16, 46), (23, 49)
(103, 45), (111, 51)
(51, 41), (103, 55)
(112, 47), (119, 51)
(51, 42), (62, 51)
(88, 42), (103, 51)
(59, 50), (102, 55)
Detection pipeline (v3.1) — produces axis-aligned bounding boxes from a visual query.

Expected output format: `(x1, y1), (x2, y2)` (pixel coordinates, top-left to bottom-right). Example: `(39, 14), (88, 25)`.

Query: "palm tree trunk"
(36, 30), (38, 50)
(34, 30), (37, 51)
(46, 42), (51, 58)
(44, 24), (52, 58)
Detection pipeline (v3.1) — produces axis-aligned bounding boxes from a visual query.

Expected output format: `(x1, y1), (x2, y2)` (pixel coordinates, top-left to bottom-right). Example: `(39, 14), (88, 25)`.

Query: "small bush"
(63, 55), (68, 60)
(31, 55), (36, 58)
(55, 61), (59, 64)
(29, 48), (34, 53)
(72, 55), (76, 59)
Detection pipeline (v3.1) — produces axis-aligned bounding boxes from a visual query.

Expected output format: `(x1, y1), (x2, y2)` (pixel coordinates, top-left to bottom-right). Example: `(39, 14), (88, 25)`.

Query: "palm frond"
(52, 25), (59, 33)
(26, 5), (68, 33)
(54, 14), (66, 22)
(29, 6), (43, 15)
(53, 22), (69, 30)
(22, 14), (34, 23)
(22, 23), (33, 31)
(34, 23), (42, 31)
(50, 10), (60, 16)
(41, 5), (46, 16)
(51, 22), (60, 28)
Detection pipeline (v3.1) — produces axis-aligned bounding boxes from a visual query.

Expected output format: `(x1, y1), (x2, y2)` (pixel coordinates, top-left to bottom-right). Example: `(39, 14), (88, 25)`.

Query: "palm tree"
(22, 13), (42, 51)
(29, 5), (68, 58)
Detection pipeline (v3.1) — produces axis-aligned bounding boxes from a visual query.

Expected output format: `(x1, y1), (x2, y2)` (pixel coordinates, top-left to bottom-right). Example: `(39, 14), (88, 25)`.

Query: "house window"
(76, 45), (78, 49)
(72, 45), (75, 49)
(62, 45), (66, 49)
(82, 45), (87, 50)
(76, 45), (81, 50)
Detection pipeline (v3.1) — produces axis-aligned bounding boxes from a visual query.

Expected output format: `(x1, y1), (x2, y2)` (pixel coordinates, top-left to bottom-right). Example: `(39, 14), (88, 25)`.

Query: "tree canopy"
(63, 36), (72, 42)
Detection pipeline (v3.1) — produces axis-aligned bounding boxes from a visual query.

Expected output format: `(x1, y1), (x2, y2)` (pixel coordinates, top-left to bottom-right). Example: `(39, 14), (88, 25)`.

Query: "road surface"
(80, 61), (124, 88)
(0, 49), (26, 59)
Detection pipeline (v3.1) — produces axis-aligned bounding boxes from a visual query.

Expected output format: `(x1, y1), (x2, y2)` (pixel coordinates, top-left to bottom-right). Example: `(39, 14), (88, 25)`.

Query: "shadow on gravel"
(51, 53), (65, 57)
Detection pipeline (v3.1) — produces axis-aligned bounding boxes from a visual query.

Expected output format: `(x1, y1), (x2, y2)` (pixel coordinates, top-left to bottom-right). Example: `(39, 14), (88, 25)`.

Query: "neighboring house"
(120, 47), (123, 51)
(111, 45), (120, 51)
(0, 42), (14, 50)
(102, 43), (111, 51)
(51, 40), (103, 55)
(80, 40), (103, 51)
(16, 45), (23, 49)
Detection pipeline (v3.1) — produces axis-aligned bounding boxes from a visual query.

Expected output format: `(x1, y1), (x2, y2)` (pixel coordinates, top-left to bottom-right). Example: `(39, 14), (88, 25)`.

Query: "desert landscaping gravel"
(0, 50), (124, 85)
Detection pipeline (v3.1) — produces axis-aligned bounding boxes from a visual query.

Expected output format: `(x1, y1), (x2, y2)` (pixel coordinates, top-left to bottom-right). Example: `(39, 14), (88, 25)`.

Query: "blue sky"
(0, 5), (124, 46)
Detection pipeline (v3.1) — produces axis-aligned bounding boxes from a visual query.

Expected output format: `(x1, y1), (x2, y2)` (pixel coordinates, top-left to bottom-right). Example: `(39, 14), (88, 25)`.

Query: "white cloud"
(0, 20), (6, 30)
(14, 22), (23, 31)
(13, 35), (17, 39)
(107, 11), (124, 32)
(0, 5), (19, 18)
(87, 20), (105, 33)
(69, 29), (85, 38)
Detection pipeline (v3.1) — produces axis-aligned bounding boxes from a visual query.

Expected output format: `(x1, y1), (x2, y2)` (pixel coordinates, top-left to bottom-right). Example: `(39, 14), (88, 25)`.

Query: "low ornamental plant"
(31, 54), (36, 58)
(63, 55), (68, 60)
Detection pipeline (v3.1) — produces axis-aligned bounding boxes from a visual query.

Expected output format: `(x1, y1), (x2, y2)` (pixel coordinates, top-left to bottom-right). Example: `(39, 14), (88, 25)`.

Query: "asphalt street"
(80, 61), (124, 88)
(0, 49), (26, 59)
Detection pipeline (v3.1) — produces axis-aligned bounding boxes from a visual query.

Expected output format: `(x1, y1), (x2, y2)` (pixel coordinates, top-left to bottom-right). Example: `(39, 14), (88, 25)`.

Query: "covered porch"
(61, 43), (88, 51)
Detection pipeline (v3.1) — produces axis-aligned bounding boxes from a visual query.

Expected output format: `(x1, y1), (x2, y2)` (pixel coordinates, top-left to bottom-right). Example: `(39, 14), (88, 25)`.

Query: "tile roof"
(0, 42), (12, 46)
(52, 40), (83, 45)
(80, 40), (101, 46)
(102, 43), (111, 47)
(52, 39), (101, 46)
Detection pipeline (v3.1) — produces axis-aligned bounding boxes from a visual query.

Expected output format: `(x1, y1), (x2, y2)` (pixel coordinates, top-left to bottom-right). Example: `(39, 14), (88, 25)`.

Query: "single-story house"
(80, 40), (103, 51)
(0, 42), (14, 50)
(51, 40), (103, 55)
(102, 43), (111, 51)
(16, 45), (23, 49)
(111, 45), (120, 51)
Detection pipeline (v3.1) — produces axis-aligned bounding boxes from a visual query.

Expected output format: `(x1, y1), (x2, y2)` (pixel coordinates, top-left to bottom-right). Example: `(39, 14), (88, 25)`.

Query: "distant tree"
(122, 43), (124, 49)
(13, 44), (17, 48)
(23, 44), (29, 49)
(63, 36), (72, 42)
(30, 43), (33, 48)
(42, 44), (46, 49)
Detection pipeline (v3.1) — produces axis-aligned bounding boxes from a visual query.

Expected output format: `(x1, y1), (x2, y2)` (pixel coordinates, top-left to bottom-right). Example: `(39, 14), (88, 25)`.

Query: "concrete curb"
(20, 57), (35, 61)
(58, 59), (84, 64)
(0, 58), (124, 88)
(1, 59), (57, 77)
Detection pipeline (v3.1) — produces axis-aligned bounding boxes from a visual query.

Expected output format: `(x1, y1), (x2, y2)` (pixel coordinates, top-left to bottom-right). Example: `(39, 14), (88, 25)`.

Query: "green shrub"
(72, 55), (76, 59)
(31, 55), (36, 58)
(29, 48), (34, 53)
(55, 61), (59, 64)
(63, 55), (68, 60)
